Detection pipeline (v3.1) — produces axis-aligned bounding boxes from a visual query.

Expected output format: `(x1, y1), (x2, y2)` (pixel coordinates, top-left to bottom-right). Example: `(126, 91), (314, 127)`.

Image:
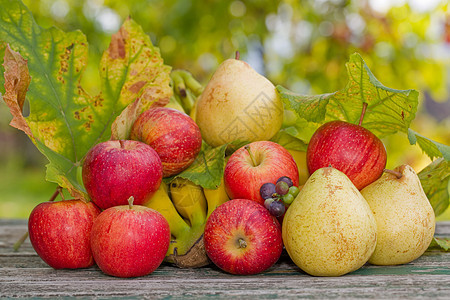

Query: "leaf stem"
(358, 102), (368, 126)
(13, 231), (29, 252)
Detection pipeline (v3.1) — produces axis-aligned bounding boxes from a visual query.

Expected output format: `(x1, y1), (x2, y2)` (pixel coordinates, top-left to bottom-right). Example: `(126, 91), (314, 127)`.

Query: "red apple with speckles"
(204, 199), (283, 275)
(82, 140), (162, 210)
(90, 198), (170, 278)
(130, 107), (202, 177)
(224, 141), (299, 205)
(28, 199), (101, 269)
(307, 120), (387, 190)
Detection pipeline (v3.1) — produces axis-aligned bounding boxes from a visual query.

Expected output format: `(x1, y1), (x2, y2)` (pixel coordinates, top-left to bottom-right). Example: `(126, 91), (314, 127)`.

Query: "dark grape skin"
(275, 181), (289, 196)
(269, 200), (285, 217)
(260, 183), (276, 200)
(277, 176), (293, 188)
(264, 198), (275, 210)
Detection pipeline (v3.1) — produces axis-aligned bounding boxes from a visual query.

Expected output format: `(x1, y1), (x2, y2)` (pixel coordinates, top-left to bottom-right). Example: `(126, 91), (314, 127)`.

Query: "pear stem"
(358, 102), (368, 126)
(238, 238), (247, 249)
(128, 196), (134, 209)
(235, 51), (240, 60)
(384, 168), (403, 179)
(245, 145), (258, 167)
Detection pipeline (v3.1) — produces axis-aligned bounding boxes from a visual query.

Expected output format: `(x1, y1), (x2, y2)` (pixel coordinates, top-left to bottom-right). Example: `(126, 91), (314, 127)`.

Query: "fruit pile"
(1, 8), (445, 279)
(25, 53), (436, 278)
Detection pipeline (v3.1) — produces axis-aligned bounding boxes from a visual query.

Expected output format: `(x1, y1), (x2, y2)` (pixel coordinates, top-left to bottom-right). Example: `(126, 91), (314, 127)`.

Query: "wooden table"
(1, 219), (450, 298)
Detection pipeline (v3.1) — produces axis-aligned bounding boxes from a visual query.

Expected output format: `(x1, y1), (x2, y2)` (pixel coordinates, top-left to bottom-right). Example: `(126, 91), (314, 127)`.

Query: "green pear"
(282, 167), (377, 277)
(195, 55), (283, 147)
(361, 164), (435, 265)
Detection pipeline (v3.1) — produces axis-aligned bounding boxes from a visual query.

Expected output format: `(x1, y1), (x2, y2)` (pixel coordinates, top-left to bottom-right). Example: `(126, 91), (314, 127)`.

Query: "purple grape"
(264, 198), (275, 210)
(260, 182), (276, 200)
(275, 181), (289, 196)
(269, 200), (285, 217)
(277, 176), (293, 188)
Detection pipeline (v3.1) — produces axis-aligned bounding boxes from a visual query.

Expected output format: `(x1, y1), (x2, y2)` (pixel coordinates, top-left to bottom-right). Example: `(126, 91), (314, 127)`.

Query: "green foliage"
(418, 158), (450, 216)
(408, 129), (450, 161)
(430, 237), (450, 252)
(169, 143), (228, 190)
(278, 53), (419, 141)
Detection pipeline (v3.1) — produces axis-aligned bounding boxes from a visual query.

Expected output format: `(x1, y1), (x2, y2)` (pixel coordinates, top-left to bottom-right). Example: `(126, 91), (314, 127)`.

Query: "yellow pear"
(361, 164), (435, 265)
(195, 55), (283, 147)
(282, 167), (377, 276)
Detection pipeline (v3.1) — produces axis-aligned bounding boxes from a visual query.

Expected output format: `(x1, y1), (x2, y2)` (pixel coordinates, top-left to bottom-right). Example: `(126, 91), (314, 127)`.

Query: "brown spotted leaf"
(0, 1), (171, 199)
(107, 18), (172, 140)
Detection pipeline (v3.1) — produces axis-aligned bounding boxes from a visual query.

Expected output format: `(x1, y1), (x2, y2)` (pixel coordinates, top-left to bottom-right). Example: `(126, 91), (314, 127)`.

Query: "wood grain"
(1, 219), (450, 298)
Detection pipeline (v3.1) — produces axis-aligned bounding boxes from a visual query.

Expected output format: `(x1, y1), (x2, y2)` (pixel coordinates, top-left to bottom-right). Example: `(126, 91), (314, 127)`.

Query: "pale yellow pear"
(361, 164), (435, 265)
(195, 57), (283, 147)
(282, 167), (377, 277)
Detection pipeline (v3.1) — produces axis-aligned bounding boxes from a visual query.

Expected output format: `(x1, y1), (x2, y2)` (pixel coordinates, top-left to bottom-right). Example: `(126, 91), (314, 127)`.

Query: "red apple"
(130, 107), (202, 177)
(90, 198), (171, 278)
(224, 141), (299, 205)
(306, 120), (387, 190)
(204, 198), (283, 275)
(28, 199), (100, 269)
(82, 140), (162, 210)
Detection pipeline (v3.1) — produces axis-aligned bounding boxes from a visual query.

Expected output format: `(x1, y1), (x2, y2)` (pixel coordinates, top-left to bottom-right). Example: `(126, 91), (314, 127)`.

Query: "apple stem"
(119, 140), (125, 149)
(128, 196), (134, 209)
(358, 102), (368, 126)
(245, 145), (258, 167)
(238, 238), (247, 249)
(384, 168), (403, 179)
(235, 51), (240, 60)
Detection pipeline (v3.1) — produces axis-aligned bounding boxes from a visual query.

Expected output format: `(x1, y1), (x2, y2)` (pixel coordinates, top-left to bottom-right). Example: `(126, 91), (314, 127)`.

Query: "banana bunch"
(167, 69), (203, 116)
(144, 177), (229, 268)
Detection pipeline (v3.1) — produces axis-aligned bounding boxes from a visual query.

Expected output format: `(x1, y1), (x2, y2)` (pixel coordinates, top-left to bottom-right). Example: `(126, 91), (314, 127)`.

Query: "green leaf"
(171, 143), (228, 189)
(0, 0), (171, 199)
(408, 129), (450, 161)
(271, 129), (308, 152)
(418, 158), (450, 216)
(278, 53), (419, 139)
(429, 237), (450, 252)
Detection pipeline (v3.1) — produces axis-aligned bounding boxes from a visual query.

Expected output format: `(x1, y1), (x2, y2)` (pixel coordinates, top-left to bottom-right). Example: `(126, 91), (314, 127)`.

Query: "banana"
(287, 149), (310, 185)
(178, 69), (203, 96)
(170, 178), (207, 227)
(170, 69), (203, 114)
(144, 182), (190, 237)
(190, 97), (198, 122)
(204, 177), (230, 218)
(165, 96), (186, 113)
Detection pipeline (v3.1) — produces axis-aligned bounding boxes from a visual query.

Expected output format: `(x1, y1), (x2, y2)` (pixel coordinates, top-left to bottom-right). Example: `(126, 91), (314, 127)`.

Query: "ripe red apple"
(224, 141), (299, 204)
(307, 120), (387, 190)
(28, 199), (101, 269)
(130, 107), (202, 177)
(204, 198), (283, 275)
(82, 140), (162, 210)
(90, 198), (171, 278)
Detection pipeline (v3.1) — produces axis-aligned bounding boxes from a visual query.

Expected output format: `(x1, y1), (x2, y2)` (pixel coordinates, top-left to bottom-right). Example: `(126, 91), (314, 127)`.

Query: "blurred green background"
(0, 0), (449, 219)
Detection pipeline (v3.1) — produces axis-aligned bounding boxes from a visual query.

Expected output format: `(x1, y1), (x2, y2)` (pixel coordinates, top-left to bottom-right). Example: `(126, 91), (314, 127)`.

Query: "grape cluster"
(260, 176), (300, 217)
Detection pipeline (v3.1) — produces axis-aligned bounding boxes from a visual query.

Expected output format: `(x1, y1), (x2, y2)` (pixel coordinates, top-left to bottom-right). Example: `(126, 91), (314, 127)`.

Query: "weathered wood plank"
(1, 219), (450, 298)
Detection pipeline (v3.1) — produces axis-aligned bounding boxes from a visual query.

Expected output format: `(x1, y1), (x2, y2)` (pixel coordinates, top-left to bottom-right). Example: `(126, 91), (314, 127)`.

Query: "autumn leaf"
(0, 0), (171, 199)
